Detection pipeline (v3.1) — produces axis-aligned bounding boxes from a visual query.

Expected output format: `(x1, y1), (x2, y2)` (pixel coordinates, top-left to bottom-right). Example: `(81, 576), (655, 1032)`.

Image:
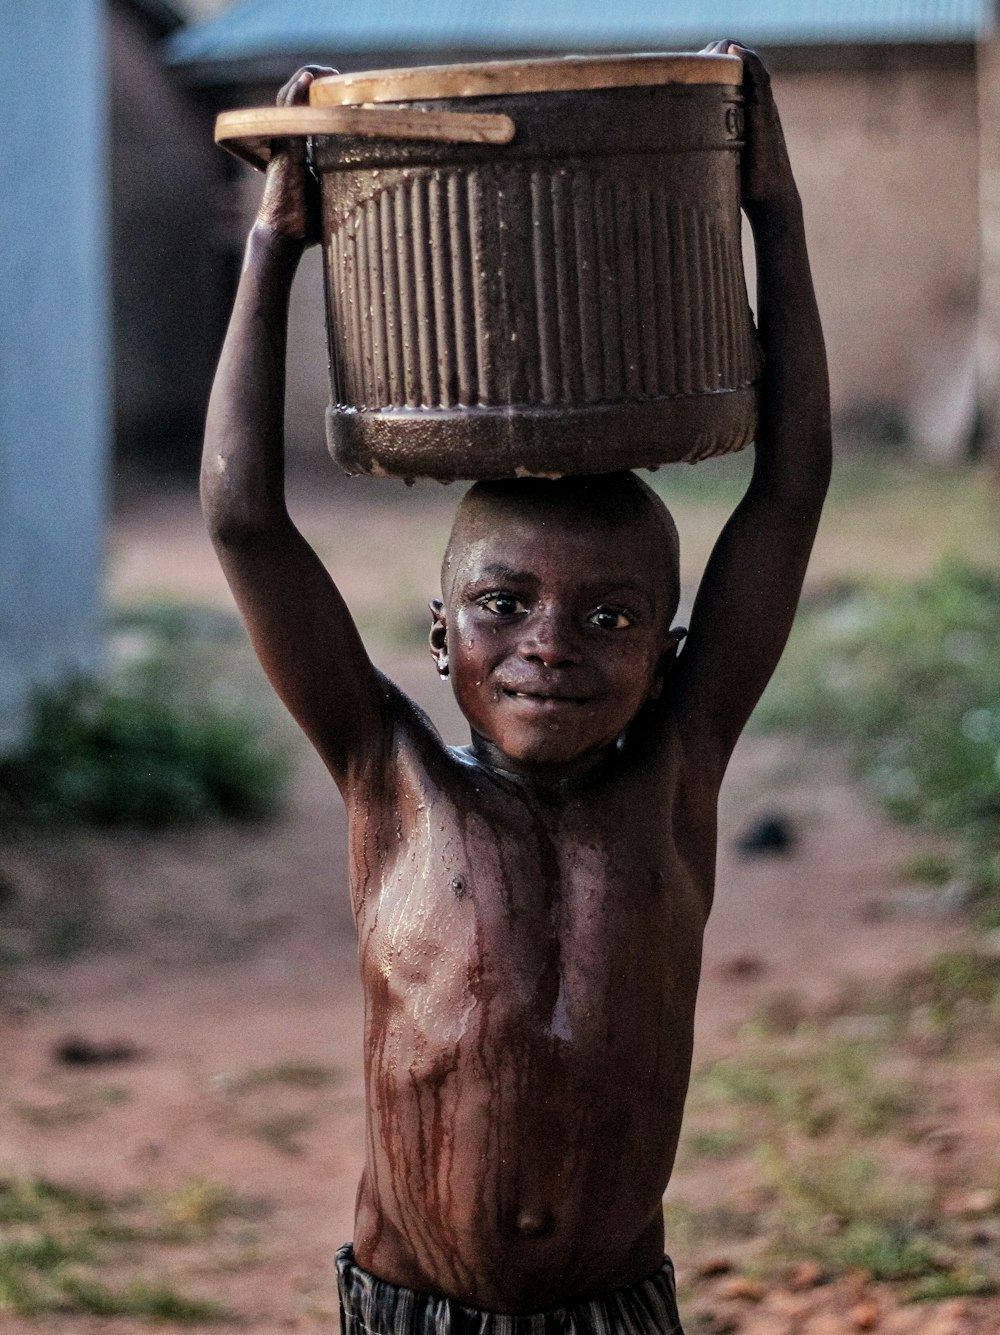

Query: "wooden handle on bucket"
(215, 105), (517, 170)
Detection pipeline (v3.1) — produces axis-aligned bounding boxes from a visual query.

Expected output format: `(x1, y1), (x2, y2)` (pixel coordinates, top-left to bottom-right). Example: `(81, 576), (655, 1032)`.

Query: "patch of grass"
(749, 1144), (1000, 1296)
(899, 852), (955, 886)
(821, 1042), (916, 1134)
(750, 990), (810, 1037)
(163, 1179), (235, 1236)
(0, 1178), (236, 1319)
(676, 940), (1000, 1299)
(14, 1086), (130, 1130)
(823, 950), (1000, 1053)
(676, 1002), (1000, 1299)
(696, 1039), (915, 1140)
(0, 1232), (91, 1270)
(663, 1197), (763, 1257)
(211, 1063), (341, 1161)
(213, 1063), (339, 1160)
(928, 950), (1000, 1005)
(229, 1060), (340, 1093)
(0, 1179), (106, 1225)
(908, 1270), (997, 1301)
(55, 1275), (225, 1321)
(830, 1221), (939, 1280)
(252, 1112), (314, 1156)
(0, 601), (293, 830)
(758, 1145), (931, 1250)
(39, 897), (100, 959)
(859, 952), (1000, 1047)
(686, 1127), (746, 1160)
(751, 562), (1000, 908)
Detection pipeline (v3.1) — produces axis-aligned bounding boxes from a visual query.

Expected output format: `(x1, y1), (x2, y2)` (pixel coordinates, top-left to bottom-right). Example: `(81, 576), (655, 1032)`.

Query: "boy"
(201, 42), (830, 1334)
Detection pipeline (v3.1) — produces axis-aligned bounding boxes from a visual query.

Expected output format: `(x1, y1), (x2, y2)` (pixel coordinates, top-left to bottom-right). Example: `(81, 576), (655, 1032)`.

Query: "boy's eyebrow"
(468, 564), (535, 585)
(465, 565), (656, 604)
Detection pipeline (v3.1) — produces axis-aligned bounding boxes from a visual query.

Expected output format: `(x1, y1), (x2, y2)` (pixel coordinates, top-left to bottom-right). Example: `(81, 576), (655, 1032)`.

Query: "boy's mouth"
(501, 687), (590, 706)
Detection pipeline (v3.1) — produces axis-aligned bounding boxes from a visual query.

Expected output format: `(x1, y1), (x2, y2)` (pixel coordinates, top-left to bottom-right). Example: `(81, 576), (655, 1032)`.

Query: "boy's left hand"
(702, 40), (797, 215)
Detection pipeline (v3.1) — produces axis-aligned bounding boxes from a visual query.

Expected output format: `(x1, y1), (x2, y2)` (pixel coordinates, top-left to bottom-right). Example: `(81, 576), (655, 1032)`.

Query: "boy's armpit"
(337, 672), (447, 805)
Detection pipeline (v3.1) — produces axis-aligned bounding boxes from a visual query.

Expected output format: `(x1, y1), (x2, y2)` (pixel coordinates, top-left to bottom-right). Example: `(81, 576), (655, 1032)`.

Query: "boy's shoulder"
(356, 672), (502, 800)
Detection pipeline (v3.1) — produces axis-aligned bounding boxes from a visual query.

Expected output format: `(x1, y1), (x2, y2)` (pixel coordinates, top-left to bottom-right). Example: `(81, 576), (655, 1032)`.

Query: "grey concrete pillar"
(0, 0), (110, 748)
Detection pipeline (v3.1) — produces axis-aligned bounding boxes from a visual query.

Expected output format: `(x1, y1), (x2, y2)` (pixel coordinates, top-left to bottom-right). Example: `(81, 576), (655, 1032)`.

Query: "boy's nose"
(517, 609), (582, 667)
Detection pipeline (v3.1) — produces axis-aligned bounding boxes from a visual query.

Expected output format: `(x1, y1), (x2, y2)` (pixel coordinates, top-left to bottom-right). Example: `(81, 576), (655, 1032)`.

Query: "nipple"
(515, 1209), (556, 1238)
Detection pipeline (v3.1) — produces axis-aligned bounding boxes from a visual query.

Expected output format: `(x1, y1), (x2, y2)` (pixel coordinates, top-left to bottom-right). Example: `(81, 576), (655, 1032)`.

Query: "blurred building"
(109, 0), (232, 471)
(164, 0), (999, 465)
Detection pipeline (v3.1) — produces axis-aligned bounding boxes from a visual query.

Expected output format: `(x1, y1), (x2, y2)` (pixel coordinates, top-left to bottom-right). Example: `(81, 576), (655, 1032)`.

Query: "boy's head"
(430, 472), (684, 774)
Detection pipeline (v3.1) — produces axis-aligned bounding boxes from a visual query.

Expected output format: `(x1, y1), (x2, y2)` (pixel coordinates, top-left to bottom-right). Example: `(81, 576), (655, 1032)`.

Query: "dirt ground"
(2, 475), (999, 1333)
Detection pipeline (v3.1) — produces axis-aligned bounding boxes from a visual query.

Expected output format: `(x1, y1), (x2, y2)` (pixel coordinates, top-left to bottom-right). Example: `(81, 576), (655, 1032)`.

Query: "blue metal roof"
(166, 0), (995, 65)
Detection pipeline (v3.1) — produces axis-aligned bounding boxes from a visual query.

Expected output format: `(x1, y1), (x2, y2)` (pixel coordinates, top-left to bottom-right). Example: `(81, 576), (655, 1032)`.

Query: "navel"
(515, 1208), (556, 1238)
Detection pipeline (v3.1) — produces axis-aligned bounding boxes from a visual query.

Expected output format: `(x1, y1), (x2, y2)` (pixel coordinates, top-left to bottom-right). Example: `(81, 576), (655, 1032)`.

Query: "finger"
(703, 38), (744, 54)
(277, 71), (313, 109)
(277, 64), (338, 107)
(276, 71), (304, 106)
(726, 44), (771, 96)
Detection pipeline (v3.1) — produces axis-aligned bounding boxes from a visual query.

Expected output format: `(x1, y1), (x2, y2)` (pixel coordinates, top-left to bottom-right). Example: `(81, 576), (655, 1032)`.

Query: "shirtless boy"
(202, 42), (830, 1334)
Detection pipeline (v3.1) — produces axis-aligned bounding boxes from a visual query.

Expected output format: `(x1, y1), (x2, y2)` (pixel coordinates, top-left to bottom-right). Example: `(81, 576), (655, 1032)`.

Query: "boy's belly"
(354, 969), (698, 1310)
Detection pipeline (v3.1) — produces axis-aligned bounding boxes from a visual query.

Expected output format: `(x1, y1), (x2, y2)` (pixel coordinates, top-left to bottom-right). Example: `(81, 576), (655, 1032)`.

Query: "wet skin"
(350, 509), (704, 1309)
(350, 701), (709, 1309)
(202, 45), (830, 1320)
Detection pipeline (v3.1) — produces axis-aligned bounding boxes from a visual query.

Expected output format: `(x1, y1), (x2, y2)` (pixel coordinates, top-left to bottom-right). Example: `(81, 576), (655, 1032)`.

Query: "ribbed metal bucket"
(313, 56), (762, 480)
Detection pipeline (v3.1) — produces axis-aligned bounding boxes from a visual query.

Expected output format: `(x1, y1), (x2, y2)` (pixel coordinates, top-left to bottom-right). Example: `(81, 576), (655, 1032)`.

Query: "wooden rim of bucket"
(215, 105), (516, 169)
(311, 52), (743, 107)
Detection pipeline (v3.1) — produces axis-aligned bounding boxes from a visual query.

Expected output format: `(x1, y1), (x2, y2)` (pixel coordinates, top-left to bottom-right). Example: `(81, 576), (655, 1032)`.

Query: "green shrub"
(753, 563), (1000, 901)
(0, 612), (290, 828)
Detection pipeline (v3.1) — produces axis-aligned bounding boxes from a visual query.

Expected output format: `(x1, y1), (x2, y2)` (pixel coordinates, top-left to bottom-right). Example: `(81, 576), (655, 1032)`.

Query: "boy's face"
(431, 506), (682, 775)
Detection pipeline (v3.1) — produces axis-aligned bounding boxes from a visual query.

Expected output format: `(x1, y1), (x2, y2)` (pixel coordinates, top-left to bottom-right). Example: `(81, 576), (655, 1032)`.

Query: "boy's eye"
(479, 592), (527, 616)
(588, 607), (633, 631)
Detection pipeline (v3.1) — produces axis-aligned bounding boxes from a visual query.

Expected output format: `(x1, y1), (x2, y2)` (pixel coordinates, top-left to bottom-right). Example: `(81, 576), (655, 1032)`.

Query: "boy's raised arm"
(671, 43), (832, 778)
(201, 67), (387, 789)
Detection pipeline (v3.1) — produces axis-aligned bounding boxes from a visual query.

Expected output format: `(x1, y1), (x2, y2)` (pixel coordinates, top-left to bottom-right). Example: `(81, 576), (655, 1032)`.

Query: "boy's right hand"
(257, 65), (336, 246)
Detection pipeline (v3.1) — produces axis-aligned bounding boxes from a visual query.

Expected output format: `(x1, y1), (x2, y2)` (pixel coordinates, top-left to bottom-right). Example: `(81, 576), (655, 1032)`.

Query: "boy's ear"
(429, 600), (449, 678)
(648, 625), (687, 701)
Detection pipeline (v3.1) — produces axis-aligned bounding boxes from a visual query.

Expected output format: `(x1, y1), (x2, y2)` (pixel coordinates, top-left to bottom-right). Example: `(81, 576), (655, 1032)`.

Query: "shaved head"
(441, 472), (680, 624)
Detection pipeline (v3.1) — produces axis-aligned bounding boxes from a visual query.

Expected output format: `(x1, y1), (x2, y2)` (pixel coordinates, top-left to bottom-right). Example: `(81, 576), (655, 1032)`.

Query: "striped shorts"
(335, 1245), (685, 1335)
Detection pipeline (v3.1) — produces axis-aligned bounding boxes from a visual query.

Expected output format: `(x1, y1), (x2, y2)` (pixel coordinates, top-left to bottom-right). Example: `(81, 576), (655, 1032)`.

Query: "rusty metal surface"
(313, 79), (762, 479)
(327, 387), (756, 483)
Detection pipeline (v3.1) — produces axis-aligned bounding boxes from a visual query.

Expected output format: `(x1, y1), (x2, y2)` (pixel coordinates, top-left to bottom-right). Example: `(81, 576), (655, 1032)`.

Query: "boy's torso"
(346, 693), (715, 1312)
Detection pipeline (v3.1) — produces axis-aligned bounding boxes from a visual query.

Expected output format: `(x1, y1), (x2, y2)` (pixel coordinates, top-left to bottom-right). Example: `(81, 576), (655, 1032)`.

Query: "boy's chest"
(350, 764), (709, 1040)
